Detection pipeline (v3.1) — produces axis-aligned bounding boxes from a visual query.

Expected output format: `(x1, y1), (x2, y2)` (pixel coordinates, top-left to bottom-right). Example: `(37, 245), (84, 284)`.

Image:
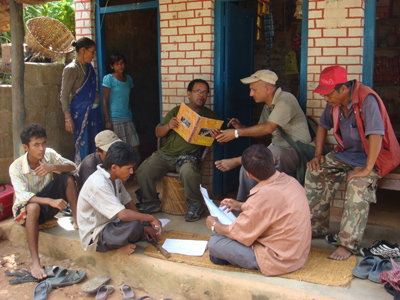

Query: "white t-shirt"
(77, 165), (131, 251)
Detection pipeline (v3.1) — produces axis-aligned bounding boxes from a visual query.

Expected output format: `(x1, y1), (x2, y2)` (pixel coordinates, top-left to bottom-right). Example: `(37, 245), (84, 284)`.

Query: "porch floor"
(0, 182), (398, 299)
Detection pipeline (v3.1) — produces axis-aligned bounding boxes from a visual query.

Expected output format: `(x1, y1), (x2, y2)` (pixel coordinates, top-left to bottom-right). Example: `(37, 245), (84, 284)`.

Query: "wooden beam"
(8, 0), (25, 159)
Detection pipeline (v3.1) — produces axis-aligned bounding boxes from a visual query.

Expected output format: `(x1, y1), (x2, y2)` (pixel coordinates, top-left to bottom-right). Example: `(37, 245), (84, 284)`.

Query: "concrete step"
(0, 215), (395, 300)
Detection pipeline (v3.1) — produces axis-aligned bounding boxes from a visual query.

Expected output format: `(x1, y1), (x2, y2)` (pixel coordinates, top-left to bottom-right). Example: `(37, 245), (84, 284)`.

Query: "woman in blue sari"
(60, 37), (103, 163)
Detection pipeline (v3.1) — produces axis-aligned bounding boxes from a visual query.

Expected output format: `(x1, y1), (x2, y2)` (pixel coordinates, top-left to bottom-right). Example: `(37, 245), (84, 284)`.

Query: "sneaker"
(325, 233), (339, 245)
(360, 240), (400, 259)
(184, 205), (204, 222)
(138, 202), (161, 214)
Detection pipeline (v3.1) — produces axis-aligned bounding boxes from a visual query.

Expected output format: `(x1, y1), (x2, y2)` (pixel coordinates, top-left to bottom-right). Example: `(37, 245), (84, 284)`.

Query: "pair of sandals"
(353, 255), (394, 283)
(33, 267), (86, 300)
(96, 283), (155, 300)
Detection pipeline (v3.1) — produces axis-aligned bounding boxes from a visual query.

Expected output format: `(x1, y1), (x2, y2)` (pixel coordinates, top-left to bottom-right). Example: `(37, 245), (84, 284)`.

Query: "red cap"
(313, 66), (348, 95)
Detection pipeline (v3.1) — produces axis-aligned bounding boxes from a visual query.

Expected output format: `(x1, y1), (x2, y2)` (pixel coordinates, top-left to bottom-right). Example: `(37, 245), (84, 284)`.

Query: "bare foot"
(117, 244), (136, 255)
(215, 158), (240, 172)
(329, 246), (352, 260)
(31, 262), (47, 280)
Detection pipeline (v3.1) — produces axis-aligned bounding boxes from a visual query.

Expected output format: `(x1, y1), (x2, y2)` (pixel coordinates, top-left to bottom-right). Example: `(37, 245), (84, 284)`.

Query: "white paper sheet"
(159, 218), (170, 228)
(200, 185), (236, 225)
(57, 217), (75, 231)
(162, 239), (208, 256)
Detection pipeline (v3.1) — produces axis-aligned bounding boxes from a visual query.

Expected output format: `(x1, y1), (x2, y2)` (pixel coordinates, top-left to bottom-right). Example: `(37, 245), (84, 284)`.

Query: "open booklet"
(200, 185), (236, 225)
(173, 103), (224, 146)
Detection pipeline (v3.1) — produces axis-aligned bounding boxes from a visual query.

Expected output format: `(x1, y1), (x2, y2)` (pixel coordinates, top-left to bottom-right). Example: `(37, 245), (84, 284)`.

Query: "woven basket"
(25, 17), (74, 60)
(161, 176), (188, 215)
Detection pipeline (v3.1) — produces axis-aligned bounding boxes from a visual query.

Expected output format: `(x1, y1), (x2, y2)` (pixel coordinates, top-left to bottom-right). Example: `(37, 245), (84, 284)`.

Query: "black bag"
(278, 116), (328, 185)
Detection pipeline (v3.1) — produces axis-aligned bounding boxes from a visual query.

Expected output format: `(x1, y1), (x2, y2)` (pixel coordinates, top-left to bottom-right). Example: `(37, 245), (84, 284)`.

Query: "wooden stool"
(161, 176), (188, 215)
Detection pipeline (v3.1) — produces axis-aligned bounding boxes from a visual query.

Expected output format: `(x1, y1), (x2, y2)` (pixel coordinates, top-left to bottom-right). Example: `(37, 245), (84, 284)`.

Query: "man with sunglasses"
(136, 79), (218, 222)
(306, 66), (400, 260)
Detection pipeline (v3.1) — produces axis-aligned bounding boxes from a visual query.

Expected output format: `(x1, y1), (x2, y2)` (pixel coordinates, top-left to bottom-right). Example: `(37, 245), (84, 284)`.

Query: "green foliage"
(24, 0), (75, 35)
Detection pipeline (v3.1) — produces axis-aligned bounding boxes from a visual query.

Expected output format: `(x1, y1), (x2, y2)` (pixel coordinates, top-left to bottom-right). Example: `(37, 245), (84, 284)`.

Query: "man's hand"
(215, 158), (241, 172)
(144, 226), (160, 242)
(227, 118), (244, 129)
(347, 167), (372, 182)
(210, 129), (222, 138)
(168, 117), (179, 130)
(220, 198), (242, 213)
(215, 129), (236, 143)
(48, 198), (68, 211)
(306, 155), (325, 171)
(148, 216), (162, 236)
(34, 162), (54, 177)
(206, 216), (218, 230)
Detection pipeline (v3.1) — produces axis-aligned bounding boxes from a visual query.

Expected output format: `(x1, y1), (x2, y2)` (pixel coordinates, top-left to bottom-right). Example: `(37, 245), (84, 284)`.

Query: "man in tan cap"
(214, 69), (311, 201)
(75, 130), (121, 190)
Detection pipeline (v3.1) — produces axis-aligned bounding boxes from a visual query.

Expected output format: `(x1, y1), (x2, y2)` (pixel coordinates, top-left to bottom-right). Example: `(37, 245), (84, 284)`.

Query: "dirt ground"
(0, 239), (167, 300)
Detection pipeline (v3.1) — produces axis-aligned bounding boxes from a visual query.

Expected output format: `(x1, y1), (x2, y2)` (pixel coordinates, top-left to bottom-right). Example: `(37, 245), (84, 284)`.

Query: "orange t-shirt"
(226, 171), (311, 276)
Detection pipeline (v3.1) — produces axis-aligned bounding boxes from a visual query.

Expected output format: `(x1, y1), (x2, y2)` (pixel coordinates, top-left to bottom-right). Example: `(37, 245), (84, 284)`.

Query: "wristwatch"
(234, 129), (239, 139)
(211, 220), (218, 233)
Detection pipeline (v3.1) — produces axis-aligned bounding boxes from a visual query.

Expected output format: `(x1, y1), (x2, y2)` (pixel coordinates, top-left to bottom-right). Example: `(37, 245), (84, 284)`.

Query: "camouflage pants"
(304, 153), (381, 251)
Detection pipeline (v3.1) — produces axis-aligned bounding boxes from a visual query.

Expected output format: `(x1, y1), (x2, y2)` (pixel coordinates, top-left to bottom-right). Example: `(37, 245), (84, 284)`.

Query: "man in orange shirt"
(206, 144), (311, 276)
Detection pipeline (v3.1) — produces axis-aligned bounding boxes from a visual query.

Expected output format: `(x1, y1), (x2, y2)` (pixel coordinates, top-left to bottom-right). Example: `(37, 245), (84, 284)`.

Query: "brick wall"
(307, 0), (365, 211)
(75, 0), (217, 193)
(159, 0), (216, 192)
(74, 0), (95, 40)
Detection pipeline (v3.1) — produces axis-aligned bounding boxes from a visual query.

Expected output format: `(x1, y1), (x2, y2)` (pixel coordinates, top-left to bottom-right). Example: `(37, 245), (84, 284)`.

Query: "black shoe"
(325, 233), (338, 245)
(135, 189), (143, 203)
(184, 205), (204, 222)
(138, 203), (161, 214)
(360, 240), (400, 258)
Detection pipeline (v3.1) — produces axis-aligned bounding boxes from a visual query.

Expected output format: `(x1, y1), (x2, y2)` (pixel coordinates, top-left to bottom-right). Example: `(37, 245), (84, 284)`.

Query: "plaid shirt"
(9, 148), (75, 224)
(380, 258), (400, 292)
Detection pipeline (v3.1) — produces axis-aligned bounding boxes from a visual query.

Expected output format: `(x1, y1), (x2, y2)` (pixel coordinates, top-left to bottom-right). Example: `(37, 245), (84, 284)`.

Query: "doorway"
(96, 1), (160, 160)
(213, 0), (303, 195)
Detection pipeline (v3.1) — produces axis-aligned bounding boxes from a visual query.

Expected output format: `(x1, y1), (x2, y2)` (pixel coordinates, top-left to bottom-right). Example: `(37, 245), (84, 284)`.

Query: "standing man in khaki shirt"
(206, 144), (311, 276)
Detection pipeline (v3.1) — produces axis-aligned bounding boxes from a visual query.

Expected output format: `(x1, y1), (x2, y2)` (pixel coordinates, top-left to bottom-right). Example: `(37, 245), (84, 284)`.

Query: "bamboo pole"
(8, 0), (25, 159)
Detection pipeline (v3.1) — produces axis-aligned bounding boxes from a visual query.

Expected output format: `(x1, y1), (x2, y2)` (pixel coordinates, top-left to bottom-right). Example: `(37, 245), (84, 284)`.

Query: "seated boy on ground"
(9, 124), (78, 280)
(75, 130), (121, 191)
(77, 141), (162, 254)
(206, 144), (311, 276)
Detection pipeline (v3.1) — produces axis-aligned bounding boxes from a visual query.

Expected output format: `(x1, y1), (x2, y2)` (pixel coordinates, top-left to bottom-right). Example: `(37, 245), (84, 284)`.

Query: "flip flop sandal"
(96, 285), (115, 300)
(6, 266), (57, 282)
(33, 279), (53, 300)
(8, 272), (39, 284)
(120, 284), (134, 299)
(47, 269), (86, 288)
(368, 259), (394, 283)
(5, 269), (31, 277)
(81, 274), (111, 294)
(352, 256), (381, 279)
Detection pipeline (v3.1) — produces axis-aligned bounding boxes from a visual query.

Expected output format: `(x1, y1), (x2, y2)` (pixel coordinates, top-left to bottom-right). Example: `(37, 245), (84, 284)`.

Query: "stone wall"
(0, 63), (75, 184)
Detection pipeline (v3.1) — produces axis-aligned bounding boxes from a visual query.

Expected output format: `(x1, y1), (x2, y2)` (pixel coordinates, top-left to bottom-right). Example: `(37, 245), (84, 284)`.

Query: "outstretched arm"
(215, 121), (277, 143)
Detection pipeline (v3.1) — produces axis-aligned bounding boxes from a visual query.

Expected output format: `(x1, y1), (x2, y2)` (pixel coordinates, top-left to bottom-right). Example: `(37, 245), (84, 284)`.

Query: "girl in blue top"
(102, 53), (140, 152)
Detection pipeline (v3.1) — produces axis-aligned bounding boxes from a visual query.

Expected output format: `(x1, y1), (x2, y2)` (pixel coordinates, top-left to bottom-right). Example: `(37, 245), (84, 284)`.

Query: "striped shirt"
(9, 148), (76, 221)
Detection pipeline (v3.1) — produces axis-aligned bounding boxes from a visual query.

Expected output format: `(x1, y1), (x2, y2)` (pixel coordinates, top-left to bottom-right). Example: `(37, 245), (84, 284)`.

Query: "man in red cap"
(305, 66), (400, 260)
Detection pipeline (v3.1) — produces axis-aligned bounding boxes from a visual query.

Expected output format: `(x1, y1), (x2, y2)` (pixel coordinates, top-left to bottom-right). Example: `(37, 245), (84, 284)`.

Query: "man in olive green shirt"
(136, 79), (218, 222)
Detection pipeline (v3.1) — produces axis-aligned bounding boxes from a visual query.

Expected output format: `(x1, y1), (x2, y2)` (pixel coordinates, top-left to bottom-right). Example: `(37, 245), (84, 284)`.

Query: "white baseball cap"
(240, 69), (278, 85)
